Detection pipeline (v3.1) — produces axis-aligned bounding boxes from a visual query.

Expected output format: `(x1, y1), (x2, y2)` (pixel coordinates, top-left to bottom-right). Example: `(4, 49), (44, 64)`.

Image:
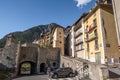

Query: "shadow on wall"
(109, 70), (120, 79)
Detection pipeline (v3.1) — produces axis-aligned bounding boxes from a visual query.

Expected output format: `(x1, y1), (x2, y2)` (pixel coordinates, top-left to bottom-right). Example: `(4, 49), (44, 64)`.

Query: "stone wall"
(15, 45), (61, 75)
(37, 48), (60, 73)
(61, 56), (109, 80)
(0, 44), (17, 68)
(19, 47), (38, 63)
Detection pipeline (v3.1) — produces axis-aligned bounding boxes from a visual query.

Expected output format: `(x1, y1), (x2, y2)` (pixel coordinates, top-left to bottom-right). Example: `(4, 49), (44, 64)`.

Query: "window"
(87, 43), (89, 52)
(95, 39), (99, 50)
(93, 19), (97, 27)
(81, 44), (83, 49)
(107, 0), (112, 4)
(60, 41), (62, 44)
(106, 43), (110, 47)
(94, 30), (97, 37)
(59, 32), (61, 34)
(86, 34), (88, 39)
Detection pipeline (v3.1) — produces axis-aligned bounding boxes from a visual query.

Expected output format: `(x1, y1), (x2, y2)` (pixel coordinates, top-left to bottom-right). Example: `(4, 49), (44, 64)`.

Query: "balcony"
(75, 47), (84, 52)
(85, 34), (98, 42)
(75, 30), (83, 38)
(85, 22), (97, 33)
(75, 39), (83, 45)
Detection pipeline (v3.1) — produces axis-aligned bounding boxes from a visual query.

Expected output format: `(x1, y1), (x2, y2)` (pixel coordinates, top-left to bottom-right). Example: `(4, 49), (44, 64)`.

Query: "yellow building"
(83, 3), (120, 64)
(51, 27), (64, 55)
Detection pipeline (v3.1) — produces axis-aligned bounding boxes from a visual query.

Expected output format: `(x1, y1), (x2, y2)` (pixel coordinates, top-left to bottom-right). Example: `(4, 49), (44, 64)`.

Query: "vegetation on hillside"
(0, 23), (63, 48)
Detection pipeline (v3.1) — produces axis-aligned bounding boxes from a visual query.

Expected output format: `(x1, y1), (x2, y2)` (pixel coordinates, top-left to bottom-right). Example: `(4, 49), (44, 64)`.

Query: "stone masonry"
(61, 56), (109, 80)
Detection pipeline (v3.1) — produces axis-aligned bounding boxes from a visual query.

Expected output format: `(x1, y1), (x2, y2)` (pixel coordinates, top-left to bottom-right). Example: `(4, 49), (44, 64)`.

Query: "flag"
(86, 27), (89, 33)
(88, 25), (92, 31)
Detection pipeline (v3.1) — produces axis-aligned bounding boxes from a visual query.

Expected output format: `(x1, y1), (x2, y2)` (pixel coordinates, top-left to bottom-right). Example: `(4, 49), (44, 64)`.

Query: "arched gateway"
(19, 61), (36, 75)
(16, 46), (60, 76)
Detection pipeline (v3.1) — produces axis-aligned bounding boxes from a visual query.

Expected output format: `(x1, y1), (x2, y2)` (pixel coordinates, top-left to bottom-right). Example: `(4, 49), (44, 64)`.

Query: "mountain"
(0, 23), (64, 48)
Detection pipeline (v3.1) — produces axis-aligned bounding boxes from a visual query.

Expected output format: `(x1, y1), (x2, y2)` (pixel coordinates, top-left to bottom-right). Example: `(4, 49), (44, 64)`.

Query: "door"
(95, 52), (101, 64)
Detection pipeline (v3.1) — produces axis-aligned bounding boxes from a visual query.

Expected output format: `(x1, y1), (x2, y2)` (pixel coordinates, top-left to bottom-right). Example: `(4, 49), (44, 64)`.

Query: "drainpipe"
(99, 8), (106, 64)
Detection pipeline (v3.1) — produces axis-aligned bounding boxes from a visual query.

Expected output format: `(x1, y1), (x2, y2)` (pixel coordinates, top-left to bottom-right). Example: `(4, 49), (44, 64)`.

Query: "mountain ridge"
(0, 23), (64, 48)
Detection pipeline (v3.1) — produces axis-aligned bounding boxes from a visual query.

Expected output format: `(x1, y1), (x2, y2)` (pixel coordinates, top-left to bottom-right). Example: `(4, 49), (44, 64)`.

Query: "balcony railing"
(85, 34), (97, 42)
(75, 30), (83, 38)
(75, 39), (83, 45)
(85, 22), (97, 33)
(75, 47), (84, 51)
(93, 22), (97, 28)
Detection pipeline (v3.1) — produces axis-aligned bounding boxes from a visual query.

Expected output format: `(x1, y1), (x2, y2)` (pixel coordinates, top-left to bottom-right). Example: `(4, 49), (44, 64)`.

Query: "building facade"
(70, 26), (75, 57)
(84, 3), (120, 64)
(73, 13), (87, 59)
(112, 0), (120, 48)
(64, 26), (72, 56)
(51, 27), (65, 55)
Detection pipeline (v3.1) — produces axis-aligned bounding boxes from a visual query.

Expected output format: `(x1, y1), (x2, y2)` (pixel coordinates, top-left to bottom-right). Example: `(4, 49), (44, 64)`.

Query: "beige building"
(112, 0), (120, 48)
(51, 27), (64, 55)
(83, 3), (120, 64)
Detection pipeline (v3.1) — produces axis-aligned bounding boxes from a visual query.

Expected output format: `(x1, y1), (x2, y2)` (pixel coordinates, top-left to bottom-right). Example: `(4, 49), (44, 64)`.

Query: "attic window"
(60, 41), (62, 44)
(106, 44), (110, 47)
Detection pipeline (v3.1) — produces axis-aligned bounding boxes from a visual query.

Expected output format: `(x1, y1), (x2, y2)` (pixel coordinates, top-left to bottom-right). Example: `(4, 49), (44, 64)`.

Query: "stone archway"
(40, 63), (46, 73)
(19, 61), (36, 75)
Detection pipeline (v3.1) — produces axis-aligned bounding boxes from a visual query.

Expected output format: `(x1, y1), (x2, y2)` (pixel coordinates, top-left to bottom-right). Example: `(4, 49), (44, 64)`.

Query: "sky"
(0, 0), (97, 39)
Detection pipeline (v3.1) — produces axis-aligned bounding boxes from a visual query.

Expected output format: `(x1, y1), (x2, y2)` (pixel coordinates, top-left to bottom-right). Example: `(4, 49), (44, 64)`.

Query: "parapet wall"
(61, 56), (109, 80)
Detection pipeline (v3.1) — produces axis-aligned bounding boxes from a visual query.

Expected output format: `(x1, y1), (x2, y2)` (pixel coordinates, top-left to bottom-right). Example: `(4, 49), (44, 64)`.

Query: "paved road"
(13, 75), (78, 80)
(13, 75), (48, 80)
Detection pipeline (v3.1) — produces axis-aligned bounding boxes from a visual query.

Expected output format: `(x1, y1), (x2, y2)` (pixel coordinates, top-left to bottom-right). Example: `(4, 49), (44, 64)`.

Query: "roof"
(73, 13), (88, 26)
(51, 26), (65, 37)
(84, 3), (112, 22)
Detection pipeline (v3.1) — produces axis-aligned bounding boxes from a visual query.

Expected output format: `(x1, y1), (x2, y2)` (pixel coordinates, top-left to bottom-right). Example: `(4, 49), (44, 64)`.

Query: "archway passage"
(19, 61), (36, 75)
(40, 63), (46, 73)
(53, 62), (56, 67)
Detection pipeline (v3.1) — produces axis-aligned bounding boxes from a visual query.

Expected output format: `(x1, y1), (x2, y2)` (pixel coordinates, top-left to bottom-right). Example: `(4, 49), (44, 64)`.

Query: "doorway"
(40, 63), (46, 73)
(19, 61), (36, 75)
(95, 52), (101, 64)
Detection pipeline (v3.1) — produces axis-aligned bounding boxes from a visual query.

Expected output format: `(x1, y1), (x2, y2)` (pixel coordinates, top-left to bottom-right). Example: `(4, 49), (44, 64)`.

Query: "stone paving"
(13, 74), (91, 80)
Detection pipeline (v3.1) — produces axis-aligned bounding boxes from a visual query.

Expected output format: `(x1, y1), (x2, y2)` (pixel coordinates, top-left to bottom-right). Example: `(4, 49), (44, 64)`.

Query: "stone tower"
(5, 34), (15, 47)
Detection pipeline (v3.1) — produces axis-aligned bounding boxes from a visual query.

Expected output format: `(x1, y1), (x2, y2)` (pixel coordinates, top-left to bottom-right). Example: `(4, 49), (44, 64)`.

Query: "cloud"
(74, 0), (92, 8)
